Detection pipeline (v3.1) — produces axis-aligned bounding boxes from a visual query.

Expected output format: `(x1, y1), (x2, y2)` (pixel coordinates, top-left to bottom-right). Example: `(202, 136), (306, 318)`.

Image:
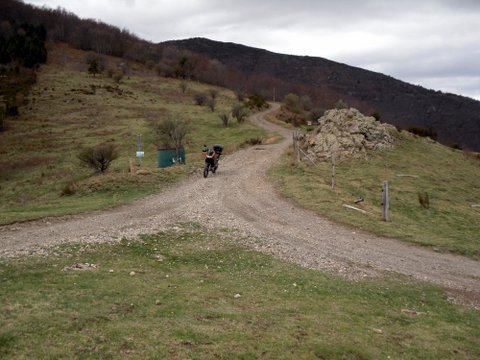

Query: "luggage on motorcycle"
(213, 144), (223, 155)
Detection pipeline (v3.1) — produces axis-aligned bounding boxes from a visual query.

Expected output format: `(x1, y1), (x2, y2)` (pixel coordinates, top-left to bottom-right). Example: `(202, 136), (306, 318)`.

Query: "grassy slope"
(1, 225), (479, 359)
(0, 44), (266, 224)
(270, 129), (480, 258)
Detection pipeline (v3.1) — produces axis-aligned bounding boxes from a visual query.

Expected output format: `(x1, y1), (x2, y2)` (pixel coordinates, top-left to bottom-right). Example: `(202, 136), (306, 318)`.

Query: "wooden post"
(293, 131), (300, 162)
(382, 181), (389, 221)
(129, 158), (137, 175)
(331, 152), (336, 190)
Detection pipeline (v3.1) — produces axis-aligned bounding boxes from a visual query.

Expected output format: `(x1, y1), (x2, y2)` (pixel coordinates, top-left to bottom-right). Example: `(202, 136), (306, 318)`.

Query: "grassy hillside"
(1, 224), (479, 358)
(270, 129), (480, 258)
(0, 44), (266, 225)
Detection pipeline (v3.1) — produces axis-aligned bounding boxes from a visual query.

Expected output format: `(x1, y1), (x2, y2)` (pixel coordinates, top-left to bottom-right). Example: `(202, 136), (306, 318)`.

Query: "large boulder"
(301, 108), (396, 161)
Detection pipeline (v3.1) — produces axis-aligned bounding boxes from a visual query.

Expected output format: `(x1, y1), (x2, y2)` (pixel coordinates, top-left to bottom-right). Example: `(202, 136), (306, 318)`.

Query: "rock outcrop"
(300, 108), (396, 161)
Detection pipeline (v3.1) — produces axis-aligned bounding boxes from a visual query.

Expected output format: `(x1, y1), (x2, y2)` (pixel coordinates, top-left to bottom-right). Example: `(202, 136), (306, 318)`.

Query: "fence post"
(382, 181), (389, 221)
(331, 152), (336, 190)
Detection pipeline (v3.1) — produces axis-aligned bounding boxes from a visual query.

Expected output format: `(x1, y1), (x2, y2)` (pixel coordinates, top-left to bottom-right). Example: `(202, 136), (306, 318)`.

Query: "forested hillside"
(167, 38), (480, 151)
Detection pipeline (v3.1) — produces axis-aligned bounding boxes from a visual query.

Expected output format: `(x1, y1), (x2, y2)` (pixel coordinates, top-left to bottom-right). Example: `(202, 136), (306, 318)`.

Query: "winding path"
(1, 104), (479, 306)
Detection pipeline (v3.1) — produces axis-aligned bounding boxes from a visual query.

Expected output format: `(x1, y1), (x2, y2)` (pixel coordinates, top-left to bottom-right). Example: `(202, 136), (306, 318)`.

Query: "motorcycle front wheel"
(203, 164), (209, 178)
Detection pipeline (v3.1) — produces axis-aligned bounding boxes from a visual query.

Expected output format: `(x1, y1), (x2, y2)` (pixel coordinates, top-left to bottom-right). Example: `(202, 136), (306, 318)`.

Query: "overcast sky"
(24, 0), (480, 100)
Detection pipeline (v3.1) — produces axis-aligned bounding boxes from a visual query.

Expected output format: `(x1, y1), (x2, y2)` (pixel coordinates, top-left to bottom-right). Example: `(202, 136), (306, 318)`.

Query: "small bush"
(207, 98), (215, 112)
(112, 71), (123, 83)
(78, 144), (119, 173)
(407, 126), (438, 141)
(6, 102), (19, 116)
(194, 93), (207, 106)
(15, 92), (25, 107)
(219, 113), (229, 127)
(232, 102), (248, 123)
(310, 108), (326, 122)
(334, 99), (348, 109)
(246, 93), (267, 110)
(418, 192), (430, 209)
(61, 181), (77, 196)
(86, 53), (106, 77)
(241, 137), (263, 147)
(371, 112), (381, 122)
(283, 93), (302, 113)
(180, 81), (188, 94)
(209, 89), (218, 99)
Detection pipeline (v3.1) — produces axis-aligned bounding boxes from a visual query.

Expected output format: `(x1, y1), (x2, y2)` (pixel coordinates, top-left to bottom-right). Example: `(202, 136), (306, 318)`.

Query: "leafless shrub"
(209, 89), (218, 99)
(418, 192), (430, 209)
(112, 71), (123, 83)
(61, 180), (77, 196)
(241, 137), (263, 147)
(207, 98), (216, 112)
(232, 102), (249, 123)
(152, 116), (188, 150)
(219, 113), (229, 127)
(194, 93), (207, 106)
(180, 81), (188, 94)
(78, 143), (119, 173)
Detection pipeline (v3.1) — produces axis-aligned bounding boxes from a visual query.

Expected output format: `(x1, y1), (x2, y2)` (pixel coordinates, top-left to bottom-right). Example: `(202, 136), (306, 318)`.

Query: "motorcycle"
(203, 144), (223, 178)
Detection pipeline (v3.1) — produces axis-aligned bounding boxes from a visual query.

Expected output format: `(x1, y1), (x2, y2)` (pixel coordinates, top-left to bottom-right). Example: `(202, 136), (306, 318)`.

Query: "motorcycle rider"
(203, 146), (217, 167)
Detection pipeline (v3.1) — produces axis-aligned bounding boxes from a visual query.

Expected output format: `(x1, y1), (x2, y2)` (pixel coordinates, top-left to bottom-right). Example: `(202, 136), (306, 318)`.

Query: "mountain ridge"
(164, 37), (480, 151)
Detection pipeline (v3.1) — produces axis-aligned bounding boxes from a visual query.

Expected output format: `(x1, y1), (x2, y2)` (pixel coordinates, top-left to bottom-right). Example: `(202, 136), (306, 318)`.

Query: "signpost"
(136, 135), (143, 167)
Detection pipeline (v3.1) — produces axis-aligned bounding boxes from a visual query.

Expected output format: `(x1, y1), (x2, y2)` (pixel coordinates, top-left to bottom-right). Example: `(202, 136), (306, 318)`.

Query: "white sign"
(136, 151), (144, 158)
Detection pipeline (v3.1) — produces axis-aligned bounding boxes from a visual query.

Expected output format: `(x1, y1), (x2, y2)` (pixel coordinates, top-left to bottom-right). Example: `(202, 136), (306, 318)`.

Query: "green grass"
(270, 131), (480, 258)
(1, 225), (479, 358)
(0, 45), (266, 224)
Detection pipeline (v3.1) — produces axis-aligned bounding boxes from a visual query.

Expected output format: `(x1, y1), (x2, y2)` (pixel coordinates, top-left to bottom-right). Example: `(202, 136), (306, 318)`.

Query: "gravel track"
(1, 104), (479, 306)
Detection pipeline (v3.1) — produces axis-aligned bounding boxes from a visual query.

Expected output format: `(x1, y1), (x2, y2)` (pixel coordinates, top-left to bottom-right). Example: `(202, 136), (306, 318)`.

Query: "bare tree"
(232, 102), (249, 123)
(180, 81), (189, 94)
(152, 116), (188, 159)
(219, 113), (229, 127)
(194, 93), (207, 106)
(209, 89), (218, 99)
(78, 144), (119, 173)
(207, 98), (216, 112)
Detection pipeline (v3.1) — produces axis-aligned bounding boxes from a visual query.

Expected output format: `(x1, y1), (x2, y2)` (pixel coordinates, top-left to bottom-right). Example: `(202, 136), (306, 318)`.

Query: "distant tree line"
(0, 21), (47, 68)
(0, 0), (304, 101)
(0, 0), (349, 114)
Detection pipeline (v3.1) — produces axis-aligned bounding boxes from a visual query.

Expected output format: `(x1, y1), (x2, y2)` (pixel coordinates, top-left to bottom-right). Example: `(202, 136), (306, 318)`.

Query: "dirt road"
(1, 104), (479, 306)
